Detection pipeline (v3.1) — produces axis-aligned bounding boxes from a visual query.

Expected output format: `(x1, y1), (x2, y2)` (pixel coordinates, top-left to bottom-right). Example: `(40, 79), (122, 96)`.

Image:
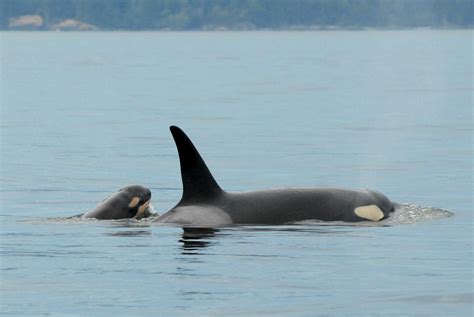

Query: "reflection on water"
(103, 219), (152, 237)
(106, 219), (153, 228)
(104, 230), (152, 237)
(179, 227), (219, 254)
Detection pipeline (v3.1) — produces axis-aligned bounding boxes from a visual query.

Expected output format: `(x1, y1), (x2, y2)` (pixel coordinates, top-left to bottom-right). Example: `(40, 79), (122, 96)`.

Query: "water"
(1, 31), (472, 316)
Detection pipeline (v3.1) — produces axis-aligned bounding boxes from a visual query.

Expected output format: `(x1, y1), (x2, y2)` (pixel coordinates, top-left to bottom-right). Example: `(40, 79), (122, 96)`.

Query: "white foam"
(383, 203), (454, 225)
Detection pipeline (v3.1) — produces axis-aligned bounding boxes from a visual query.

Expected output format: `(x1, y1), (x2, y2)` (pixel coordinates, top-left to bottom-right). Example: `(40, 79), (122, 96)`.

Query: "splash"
(384, 203), (454, 225)
(22, 204), (161, 225)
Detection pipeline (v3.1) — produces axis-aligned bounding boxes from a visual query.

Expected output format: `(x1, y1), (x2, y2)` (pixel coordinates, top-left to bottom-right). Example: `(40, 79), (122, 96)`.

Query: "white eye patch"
(354, 205), (384, 221)
(134, 200), (151, 219)
(128, 197), (140, 208)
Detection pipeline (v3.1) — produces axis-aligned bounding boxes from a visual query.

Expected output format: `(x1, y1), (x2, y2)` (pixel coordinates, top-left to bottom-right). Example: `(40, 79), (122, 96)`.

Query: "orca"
(156, 126), (394, 226)
(83, 185), (152, 220)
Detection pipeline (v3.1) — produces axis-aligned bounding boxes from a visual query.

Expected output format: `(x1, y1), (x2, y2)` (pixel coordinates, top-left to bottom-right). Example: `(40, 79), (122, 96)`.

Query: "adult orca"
(156, 126), (394, 226)
(83, 185), (152, 220)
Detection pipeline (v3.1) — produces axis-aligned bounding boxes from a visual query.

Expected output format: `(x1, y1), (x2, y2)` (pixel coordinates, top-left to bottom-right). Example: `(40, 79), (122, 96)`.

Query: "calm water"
(1, 31), (472, 316)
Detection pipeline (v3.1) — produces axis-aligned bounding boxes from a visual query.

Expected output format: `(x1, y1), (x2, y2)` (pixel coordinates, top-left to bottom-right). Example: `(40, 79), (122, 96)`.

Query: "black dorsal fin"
(170, 126), (223, 202)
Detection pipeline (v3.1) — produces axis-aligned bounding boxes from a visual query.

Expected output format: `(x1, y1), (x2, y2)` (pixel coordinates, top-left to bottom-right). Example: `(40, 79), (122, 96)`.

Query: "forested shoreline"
(1, 0), (472, 31)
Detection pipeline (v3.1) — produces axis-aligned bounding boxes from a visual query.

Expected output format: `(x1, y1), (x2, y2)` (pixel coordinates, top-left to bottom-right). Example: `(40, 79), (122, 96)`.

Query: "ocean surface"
(1, 31), (472, 316)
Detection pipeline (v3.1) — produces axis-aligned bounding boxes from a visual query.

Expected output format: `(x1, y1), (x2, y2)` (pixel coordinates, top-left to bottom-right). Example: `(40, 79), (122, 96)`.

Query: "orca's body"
(156, 126), (394, 226)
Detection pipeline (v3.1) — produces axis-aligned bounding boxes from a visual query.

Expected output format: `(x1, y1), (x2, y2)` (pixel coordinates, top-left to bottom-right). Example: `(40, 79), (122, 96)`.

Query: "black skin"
(155, 126), (394, 227)
(83, 185), (152, 220)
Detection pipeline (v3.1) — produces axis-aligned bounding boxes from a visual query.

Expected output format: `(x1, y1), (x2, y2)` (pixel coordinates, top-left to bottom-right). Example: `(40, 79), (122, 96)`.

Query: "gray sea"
(1, 31), (472, 316)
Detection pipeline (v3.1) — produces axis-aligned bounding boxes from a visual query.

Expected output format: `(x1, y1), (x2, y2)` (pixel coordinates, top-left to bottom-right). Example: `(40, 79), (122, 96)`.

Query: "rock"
(50, 19), (98, 31)
(8, 15), (43, 30)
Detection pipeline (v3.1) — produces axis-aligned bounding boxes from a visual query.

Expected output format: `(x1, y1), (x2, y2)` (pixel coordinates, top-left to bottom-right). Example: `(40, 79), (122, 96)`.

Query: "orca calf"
(83, 185), (152, 220)
(156, 126), (394, 226)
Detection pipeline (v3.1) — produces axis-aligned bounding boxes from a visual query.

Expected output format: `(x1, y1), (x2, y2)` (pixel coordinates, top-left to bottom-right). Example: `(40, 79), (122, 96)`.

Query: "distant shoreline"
(4, 1), (472, 33)
(2, 26), (473, 32)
